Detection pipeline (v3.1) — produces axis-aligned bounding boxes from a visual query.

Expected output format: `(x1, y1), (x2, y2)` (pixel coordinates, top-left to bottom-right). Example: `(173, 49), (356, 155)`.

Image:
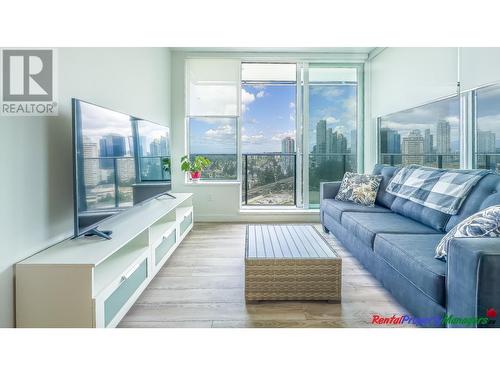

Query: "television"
(72, 99), (172, 239)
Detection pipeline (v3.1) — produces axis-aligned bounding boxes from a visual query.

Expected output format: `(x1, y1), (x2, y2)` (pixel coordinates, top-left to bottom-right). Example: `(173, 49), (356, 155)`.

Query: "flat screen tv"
(72, 99), (172, 239)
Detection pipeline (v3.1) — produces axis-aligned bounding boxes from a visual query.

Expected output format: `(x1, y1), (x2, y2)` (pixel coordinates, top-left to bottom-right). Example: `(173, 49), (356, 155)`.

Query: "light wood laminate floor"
(120, 223), (409, 328)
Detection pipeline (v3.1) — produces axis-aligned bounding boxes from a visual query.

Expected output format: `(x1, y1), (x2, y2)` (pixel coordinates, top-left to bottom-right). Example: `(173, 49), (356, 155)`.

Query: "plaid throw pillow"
(435, 205), (500, 261)
(335, 172), (382, 207)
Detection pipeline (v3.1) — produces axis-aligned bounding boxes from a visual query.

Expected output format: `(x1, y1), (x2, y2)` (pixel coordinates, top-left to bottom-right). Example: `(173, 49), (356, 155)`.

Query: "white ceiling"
(171, 47), (377, 54)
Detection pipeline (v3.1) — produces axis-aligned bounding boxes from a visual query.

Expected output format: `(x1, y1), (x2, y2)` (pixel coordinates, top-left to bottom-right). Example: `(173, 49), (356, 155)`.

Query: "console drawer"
(104, 259), (148, 327)
(180, 212), (193, 236)
(155, 229), (176, 266)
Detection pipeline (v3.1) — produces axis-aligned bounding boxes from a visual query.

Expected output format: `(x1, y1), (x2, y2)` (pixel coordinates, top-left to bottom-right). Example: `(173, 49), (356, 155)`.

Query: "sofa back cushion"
(372, 164), (399, 208)
(446, 173), (500, 232)
(390, 197), (451, 232)
(372, 164), (451, 232)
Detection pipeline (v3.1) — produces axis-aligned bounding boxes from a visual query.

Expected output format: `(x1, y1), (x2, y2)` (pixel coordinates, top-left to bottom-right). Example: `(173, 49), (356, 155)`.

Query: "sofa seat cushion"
(321, 199), (391, 223)
(341, 212), (439, 248)
(374, 234), (447, 306)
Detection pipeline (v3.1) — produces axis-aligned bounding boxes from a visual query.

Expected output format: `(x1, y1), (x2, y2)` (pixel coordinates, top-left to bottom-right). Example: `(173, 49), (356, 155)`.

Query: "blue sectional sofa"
(320, 164), (500, 327)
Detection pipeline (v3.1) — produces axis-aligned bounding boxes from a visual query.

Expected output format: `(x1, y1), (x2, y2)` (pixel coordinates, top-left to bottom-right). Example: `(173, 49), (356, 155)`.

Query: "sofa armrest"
(446, 237), (500, 327)
(320, 181), (342, 202)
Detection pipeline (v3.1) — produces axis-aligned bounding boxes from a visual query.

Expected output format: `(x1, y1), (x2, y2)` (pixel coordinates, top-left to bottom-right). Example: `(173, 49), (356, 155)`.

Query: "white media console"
(16, 192), (193, 328)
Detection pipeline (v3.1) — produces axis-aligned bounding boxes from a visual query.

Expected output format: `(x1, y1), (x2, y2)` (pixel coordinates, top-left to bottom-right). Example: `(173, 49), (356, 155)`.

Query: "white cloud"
(256, 90), (265, 98)
(310, 86), (343, 99)
(326, 116), (339, 125)
(342, 96), (357, 112)
(241, 88), (255, 105)
(242, 133), (265, 143)
(241, 88), (256, 113)
(289, 102), (295, 109)
(290, 114), (295, 122)
(204, 123), (235, 141)
(272, 130), (296, 141)
(332, 125), (347, 135)
(445, 116), (459, 125)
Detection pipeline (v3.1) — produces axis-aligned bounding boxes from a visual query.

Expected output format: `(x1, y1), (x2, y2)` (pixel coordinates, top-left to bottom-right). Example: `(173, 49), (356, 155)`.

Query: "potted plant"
(181, 155), (212, 182)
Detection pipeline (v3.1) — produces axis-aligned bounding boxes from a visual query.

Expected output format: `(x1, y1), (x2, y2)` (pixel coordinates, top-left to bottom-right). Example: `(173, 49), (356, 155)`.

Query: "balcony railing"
(380, 153), (461, 169)
(242, 153), (297, 206)
(79, 156), (170, 210)
(191, 152), (355, 206)
(242, 152), (356, 206)
(477, 153), (500, 172)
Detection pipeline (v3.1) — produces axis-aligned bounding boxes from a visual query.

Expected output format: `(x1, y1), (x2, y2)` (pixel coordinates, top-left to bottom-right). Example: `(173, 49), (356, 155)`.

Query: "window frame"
(185, 58), (242, 183)
(183, 58), (365, 197)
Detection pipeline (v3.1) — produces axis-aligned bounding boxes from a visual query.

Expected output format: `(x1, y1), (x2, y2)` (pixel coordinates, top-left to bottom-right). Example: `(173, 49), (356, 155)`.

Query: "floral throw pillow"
(435, 205), (500, 261)
(335, 172), (382, 207)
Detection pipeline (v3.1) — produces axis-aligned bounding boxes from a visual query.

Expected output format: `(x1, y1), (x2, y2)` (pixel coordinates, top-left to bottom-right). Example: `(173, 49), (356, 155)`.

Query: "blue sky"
(241, 84), (296, 153)
(189, 83), (358, 154)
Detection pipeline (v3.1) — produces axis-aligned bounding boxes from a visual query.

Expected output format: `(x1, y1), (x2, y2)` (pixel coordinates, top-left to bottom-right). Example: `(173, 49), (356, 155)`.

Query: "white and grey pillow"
(435, 205), (500, 261)
(335, 172), (382, 207)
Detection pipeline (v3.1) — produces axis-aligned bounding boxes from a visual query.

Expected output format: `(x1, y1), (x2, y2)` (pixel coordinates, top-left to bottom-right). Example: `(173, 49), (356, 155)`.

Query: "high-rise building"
(380, 128), (401, 165)
(83, 138), (99, 186)
(478, 131), (496, 153)
(402, 129), (424, 165)
(424, 129), (434, 163)
(149, 136), (169, 156)
(281, 137), (295, 154)
(281, 137), (295, 173)
(329, 131), (347, 154)
(117, 158), (136, 183)
(99, 134), (127, 169)
(380, 128), (401, 154)
(350, 130), (357, 153)
(436, 120), (451, 155)
(316, 120), (327, 154)
(478, 131), (497, 170)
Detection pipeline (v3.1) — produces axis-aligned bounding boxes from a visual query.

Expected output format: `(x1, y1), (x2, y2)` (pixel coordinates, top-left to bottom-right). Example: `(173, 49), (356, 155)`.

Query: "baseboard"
(195, 212), (320, 223)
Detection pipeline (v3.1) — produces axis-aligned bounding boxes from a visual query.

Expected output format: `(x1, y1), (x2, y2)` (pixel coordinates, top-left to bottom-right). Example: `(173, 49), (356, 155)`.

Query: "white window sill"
(184, 181), (240, 186)
(239, 208), (319, 214)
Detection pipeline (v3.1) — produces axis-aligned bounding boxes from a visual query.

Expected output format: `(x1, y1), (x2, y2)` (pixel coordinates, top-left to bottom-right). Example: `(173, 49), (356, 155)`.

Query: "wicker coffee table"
(245, 225), (341, 302)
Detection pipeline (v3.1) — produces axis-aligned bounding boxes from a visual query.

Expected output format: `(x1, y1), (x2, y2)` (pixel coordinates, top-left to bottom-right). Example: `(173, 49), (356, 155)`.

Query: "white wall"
(365, 48), (459, 171)
(0, 47), (171, 327)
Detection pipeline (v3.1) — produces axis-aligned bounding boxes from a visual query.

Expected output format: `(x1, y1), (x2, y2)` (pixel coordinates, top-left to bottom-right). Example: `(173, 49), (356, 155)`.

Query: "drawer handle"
(120, 262), (141, 283)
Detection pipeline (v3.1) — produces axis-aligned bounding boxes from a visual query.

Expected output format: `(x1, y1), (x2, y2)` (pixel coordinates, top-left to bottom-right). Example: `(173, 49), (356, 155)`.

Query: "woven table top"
(245, 225), (339, 260)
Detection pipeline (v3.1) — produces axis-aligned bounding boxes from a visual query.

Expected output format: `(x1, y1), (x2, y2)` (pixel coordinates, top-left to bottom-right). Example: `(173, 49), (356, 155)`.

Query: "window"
(306, 65), (360, 207)
(475, 84), (500, 173)
(184, 59), (363, 206)
(186, 59), (240, 181)
(241, 63), (297, 205)
(189, 117), (238, 180)
(378, 96), (460, 169)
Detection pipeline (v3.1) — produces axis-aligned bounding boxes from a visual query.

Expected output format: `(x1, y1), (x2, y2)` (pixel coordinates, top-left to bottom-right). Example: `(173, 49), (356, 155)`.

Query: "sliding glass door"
(237, 62), (362, 209)
(304, 65), (361, 208)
